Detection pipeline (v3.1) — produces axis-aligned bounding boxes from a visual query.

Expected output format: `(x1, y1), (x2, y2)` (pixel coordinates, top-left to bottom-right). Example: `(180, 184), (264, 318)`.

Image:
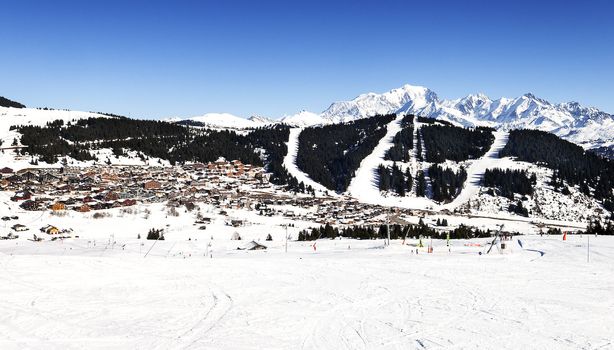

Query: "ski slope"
(347, 113), (403, 199)
(347, 114), (437, 209)
(441, 131), (510, 210)
(1, 235), (612, 349)
(283, 128), (331, 193)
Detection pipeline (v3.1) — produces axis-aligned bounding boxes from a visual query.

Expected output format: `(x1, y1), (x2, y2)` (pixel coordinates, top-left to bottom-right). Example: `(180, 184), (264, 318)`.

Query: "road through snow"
(283, 128), (330, 193)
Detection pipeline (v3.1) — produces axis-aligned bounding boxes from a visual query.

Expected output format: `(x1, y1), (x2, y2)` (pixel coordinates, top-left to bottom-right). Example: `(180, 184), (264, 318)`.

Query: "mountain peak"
(321, 84), (439, 122)
(280, 110), (325, 127)
(319, 83), (613, 149)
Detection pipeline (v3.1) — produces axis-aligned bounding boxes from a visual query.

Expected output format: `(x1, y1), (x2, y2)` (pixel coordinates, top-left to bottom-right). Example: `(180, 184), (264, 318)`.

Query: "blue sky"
(1, 0), (613, 118)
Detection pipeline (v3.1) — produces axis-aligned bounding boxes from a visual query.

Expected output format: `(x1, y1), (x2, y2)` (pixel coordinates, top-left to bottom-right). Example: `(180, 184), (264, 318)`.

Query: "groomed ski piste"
(1, 231), (612, 349)
(440, 131), (510, 210)
(283, 128), (333, 194)
(347, 114), (438, 210)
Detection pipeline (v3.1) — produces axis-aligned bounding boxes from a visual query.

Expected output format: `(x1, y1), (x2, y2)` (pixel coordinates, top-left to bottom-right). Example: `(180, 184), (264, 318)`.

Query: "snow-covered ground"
(347, 115), (437, 210)
(0, 106), (112, 148)
(1, 234), (612, 349)
(347, 114), (404, 199)
(283, 128), (331, 194)
(441, 131), (509, 210)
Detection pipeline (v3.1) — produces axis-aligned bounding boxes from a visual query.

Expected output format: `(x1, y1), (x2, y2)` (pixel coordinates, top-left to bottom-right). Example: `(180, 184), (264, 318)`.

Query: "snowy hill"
(279, 110), (327, 127)
(165, 83), (613, 150)
(321, 84), (614, 149)
(186, 112), (273, 129)
(0, 106), (113, 147)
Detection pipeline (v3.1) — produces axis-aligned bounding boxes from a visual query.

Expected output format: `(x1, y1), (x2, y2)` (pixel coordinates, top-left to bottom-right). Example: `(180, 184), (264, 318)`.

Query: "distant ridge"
(0, 96), (25, 109)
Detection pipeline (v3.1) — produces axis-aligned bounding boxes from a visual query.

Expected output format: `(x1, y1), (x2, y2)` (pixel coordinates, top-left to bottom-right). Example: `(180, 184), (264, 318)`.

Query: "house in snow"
(12, 224), (28, 232)
(243, 241), (267, 250)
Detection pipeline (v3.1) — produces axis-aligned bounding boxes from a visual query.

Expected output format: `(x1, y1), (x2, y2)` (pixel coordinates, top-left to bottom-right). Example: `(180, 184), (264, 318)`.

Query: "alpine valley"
(1, 84), (613, 227)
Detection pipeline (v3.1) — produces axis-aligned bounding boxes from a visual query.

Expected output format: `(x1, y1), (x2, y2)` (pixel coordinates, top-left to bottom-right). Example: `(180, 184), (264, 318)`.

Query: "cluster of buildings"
(1, 158), (419, 236)
(0, 158), (270, 213)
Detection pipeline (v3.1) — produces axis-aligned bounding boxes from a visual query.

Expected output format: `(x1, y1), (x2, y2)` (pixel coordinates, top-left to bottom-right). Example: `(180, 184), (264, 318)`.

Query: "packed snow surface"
(0, 235), (612, 349)
(441, 131), (510, 210)
(347, 115), (436, 209)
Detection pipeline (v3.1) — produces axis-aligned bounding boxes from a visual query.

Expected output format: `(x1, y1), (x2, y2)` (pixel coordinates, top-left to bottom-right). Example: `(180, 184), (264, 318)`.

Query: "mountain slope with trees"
(0, 96), (25, 108)
(296, 114), (395, 192)
(421, 124), (495, 163)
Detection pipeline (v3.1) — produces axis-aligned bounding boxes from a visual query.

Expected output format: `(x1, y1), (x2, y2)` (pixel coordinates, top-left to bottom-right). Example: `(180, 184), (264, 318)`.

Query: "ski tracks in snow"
(176, 281), (234, 349)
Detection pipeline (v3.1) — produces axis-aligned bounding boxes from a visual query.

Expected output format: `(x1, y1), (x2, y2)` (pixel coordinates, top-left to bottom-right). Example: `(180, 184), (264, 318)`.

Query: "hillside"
(320, 84), (614, 151)
(0, 96), (25, 108)
(1, 99), (612, 223)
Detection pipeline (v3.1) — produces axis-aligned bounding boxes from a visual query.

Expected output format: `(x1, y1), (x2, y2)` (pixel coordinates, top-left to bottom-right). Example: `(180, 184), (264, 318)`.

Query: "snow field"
(1, 235), (613, 349)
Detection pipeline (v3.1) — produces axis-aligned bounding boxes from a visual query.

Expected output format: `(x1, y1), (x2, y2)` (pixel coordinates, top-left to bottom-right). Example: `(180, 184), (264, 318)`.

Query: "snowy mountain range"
(318, 84), (614, 149)
(176, 84), (613, 150)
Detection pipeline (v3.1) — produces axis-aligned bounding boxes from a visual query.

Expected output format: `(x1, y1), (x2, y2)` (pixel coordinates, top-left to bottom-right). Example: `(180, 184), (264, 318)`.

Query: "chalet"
(39, 173), (62, 183)
(11, 191), (32, 201)
(230, 219), (244, 227)
(143, 180), (161, 190)
(11, 224), (28, 232)
(51, 202), (66, 211)
(6, 174), (23, 183)
(20, 200), (38, 211)
(243, 241), (267, 250)
(78, 204), (91, 212)
(122, 199), (137, 207)
(195, 217), (212, 224)
(20, 171), (39, 182)
(104, 191), (120, 201)
(47, 226), (59, 235)
(0, 167), (14, 174)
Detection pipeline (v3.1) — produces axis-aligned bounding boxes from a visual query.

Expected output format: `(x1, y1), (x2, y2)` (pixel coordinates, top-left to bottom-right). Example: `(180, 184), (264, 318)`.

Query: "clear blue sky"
(1, 0), (612, 119)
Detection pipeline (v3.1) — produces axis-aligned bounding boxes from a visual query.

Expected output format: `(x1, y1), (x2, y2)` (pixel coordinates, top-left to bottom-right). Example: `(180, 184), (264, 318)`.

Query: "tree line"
(296, 114), (395, 192)
(377, 163), (412, 195)
(483, 168), (536, 199)
(0, 96), (25, 108)
(429, 165), (467, 202)
(500, 129), (614, 214)
(385, 127), (414, 162)
(421, 125), (495, 163)
(297, 221), (495, 241)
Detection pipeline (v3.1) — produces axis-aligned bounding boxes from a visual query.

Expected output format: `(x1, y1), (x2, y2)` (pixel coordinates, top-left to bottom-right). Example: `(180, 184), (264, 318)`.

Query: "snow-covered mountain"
(0, 106), (114, 147)
(320, 84), (614, 149)
(185, 112), (273, 129)
(279, 110), (326, 127)
(321, 85), (438, 123)
(173, 83), (612, 149)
